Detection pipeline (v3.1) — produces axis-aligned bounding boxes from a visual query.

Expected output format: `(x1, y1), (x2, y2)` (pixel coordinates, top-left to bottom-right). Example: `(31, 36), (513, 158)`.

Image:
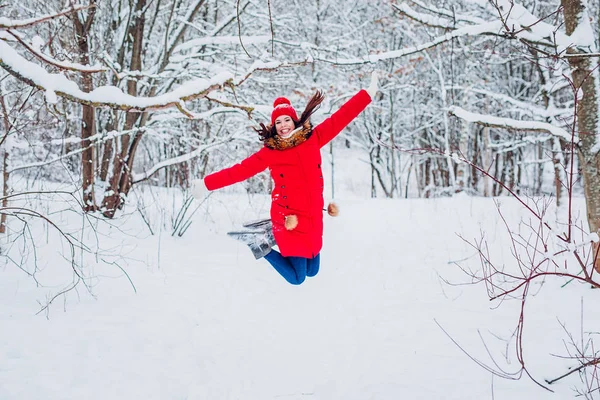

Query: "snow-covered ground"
(0, 149), (596, 399)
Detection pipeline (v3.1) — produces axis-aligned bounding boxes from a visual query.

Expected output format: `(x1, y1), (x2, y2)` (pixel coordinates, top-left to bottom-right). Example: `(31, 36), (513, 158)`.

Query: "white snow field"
(1, 150), (597, 400)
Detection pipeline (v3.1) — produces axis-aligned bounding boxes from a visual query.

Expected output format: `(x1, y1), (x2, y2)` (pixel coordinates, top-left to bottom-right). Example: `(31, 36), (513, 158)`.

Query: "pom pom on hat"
(271, 96), (298, 125)
(273, 97), (291, 107)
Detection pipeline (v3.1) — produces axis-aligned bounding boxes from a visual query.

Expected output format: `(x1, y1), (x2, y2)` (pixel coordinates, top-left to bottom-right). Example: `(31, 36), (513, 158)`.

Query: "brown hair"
(255, 90), (325, 142)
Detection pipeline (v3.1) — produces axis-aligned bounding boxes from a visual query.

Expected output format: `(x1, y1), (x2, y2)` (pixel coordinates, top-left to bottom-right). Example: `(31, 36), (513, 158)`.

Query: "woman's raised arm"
(314, 71), (378, 148)
(203, 148), (269, 191)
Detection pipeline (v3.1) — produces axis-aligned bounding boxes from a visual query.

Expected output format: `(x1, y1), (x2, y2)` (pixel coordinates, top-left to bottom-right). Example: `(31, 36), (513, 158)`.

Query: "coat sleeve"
(204, 148), (269, 191)
(313, 89), (372, 148)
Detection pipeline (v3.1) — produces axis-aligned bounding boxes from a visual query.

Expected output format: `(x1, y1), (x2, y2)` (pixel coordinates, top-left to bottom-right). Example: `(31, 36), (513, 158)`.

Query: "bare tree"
(560, 0), (600, 272)
(71, 0), (98, 211)
(0, 2), (302, 218)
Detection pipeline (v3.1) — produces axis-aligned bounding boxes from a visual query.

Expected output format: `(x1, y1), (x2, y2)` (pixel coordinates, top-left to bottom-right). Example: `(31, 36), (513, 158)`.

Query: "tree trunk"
(561, 0), (600, 271)
(505, 151), (515, 193)
(100, 138), (114, 183)
(532, 49), (567, 205)
(73, 1), (98, 212)
(81, 101), (96, 211)
(493, 152), (501, 196)
(535, 142), (544, 196)
(119, 128), (144, 198)
(101, 0), (146, 218)
(423, 158), (431, 198)
(99, 110), (117, 182)
(102, 115), (141, 218)
(456, 120), (470, 192)
(552, 137), (568, 224)
(470, 127), (480, 191)
(482, 125), (493, 197)
(0, 93), (10, 234)
(100, 0), (204, 217)
(1, 150), (7, 234)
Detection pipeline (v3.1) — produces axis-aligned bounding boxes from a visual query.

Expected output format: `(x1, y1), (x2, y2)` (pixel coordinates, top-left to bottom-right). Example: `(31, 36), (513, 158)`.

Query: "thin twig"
(237, 0), (251, 57)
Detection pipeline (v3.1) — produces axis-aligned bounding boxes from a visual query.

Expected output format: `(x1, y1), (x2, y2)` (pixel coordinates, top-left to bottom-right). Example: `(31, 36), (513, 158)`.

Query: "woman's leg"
(264, 250), (308, 285)
(306, 253), (320, 277)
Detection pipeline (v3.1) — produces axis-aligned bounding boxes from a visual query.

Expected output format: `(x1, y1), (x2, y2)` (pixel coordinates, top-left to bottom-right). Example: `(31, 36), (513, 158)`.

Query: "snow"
(1, 1), (599, 397)
(0, 148), (596, 399)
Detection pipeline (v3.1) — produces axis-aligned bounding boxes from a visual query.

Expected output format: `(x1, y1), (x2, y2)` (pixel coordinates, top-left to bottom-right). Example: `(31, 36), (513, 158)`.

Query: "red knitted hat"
(271, 97), (298, 125)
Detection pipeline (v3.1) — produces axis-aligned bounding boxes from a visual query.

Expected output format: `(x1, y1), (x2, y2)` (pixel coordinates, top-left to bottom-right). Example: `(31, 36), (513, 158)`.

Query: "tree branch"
(0, 5), (92, 29)
(315, 21), (504, 65)
(161, 0), (207, 70)
(0, 40), (233, 112)
(6, 30), (106, 73)
(132, 138), (230, 183)
(448, 105), (575, 142)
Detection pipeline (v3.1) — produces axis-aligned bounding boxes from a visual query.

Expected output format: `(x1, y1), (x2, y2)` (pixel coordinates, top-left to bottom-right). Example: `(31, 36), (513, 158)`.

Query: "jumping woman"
(193, 72), (378, 285)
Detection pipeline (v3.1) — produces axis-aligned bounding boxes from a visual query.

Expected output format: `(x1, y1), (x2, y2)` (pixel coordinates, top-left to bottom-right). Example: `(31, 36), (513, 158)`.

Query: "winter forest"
(2, 0), (600, 399)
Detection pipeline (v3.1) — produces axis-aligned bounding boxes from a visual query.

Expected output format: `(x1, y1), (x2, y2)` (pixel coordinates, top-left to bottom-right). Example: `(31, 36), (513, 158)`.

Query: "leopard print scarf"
(263, 120), (313, 151)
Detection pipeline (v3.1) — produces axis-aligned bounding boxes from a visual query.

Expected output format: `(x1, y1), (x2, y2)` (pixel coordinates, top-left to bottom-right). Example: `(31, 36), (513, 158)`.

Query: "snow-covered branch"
(160, 0), (207, 69)
(7, 31), (107, 73)
(9, 107), (247, 173)
(169, 58), (309, 118)
(0, 5), (91, 29)
(349, 0), (586, 67)
(152, 105), (263, 122)
(315, 21), (504, 65)
(447, 86), (572, 119)
(7, 128), (144, 173)
(0, 40), (233, 111)
(448, 106), (575, 141)
(398, 0), (563, 47)
(232, 58), (310, 86)
(175, 35), (271, 53)
(132, 139), (230, 183)
(392, 2), (485, 30)
(394, 0), (486, 26)
(564, 52), (600, 58)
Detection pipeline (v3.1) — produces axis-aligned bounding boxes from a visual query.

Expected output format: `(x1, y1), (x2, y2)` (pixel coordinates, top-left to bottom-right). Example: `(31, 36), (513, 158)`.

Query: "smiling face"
(274, 115), (296, 138)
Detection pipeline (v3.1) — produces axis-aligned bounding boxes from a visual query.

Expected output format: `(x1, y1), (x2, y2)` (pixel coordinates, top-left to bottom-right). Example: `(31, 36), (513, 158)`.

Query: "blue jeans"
(264, 250), (320, 285)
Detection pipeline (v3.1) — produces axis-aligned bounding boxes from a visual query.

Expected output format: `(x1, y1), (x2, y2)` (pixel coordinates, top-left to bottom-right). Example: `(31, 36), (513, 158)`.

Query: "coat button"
(283, 196), (287, 199)
(280, 173), (284, 177)
(281, 185), (285, 189)
(318, 164), (321, 168)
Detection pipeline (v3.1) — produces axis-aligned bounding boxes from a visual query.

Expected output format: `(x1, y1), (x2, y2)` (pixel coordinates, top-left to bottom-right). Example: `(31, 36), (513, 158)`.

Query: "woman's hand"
(366, 71), (379, 99)
(191, 178), (209, 200)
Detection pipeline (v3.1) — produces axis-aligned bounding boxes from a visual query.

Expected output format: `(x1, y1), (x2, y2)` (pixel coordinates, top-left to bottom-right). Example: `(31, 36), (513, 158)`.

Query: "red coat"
(205, 90), (372, 258)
